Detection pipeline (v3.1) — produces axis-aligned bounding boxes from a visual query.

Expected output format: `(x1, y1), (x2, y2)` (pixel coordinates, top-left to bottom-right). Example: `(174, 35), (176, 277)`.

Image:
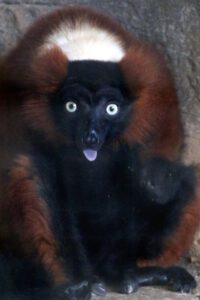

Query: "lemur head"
(51, 60), (132, 161)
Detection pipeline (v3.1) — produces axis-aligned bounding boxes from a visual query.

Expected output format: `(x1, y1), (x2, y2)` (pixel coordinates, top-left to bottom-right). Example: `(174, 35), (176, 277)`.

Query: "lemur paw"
(91, 280), (107, 296)
(64, 281), (91, 300)
(167, 267), (196, 293)
(118, 278), (138, 294)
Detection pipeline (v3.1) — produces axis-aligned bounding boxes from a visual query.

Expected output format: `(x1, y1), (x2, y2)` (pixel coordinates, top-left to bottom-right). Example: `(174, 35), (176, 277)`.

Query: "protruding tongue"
(83, 149), (97, 162)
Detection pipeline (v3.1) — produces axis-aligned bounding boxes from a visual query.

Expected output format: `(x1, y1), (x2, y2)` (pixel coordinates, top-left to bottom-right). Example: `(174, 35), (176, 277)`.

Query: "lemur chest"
(62, 147), (139, 229)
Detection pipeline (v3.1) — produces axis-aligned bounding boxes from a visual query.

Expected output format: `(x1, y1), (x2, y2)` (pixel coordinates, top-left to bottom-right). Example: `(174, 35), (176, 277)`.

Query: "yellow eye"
(106, 104), (119, 116)
(65, 101), (77, 113)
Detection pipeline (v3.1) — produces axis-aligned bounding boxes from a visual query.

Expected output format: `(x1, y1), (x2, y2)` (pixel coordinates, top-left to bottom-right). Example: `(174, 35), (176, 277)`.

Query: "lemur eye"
(65, 101), (77, 113)
(106, 104), (119, 116)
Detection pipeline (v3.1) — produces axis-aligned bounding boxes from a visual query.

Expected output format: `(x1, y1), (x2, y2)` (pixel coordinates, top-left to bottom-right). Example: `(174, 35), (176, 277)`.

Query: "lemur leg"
(96, 252), (195, 295)
(68, 213), (107, 296)
(1, 154), (91, 299)
(119, 265), (196, 294)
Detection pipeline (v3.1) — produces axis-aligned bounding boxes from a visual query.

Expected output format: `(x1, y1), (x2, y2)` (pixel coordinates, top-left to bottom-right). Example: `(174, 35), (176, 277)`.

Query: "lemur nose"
(85, 130), (99, 146)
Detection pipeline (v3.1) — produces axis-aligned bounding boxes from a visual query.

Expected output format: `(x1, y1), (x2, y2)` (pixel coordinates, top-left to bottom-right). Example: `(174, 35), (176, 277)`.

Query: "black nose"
(84, 130), (99, 146)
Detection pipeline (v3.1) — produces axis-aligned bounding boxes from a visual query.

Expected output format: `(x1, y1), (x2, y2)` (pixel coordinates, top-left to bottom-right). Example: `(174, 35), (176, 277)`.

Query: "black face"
(140, 159), (181, 204)
(140, 158), (195, 205)
(51, 60), (132, 162)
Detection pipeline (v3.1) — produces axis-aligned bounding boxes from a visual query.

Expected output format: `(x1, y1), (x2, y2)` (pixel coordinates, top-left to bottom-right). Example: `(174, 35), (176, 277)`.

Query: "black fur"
(30, 142), (196, 299)
(1, 61), (197, 299)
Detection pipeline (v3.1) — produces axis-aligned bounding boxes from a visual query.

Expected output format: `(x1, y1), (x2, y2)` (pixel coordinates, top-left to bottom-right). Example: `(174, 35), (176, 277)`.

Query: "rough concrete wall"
(0, 1), (200, 299)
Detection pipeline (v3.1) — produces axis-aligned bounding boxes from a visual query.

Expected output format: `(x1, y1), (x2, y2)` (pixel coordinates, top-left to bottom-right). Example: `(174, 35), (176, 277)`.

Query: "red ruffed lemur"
(0, 6), (200, 300)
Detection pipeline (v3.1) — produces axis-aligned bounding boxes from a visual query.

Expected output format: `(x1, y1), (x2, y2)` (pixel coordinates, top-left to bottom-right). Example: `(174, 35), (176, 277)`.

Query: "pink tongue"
(83, 149), (97, 162)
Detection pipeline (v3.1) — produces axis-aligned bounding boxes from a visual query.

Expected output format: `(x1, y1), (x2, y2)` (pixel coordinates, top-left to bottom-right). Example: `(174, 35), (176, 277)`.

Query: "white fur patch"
(42, 22), (125, 62)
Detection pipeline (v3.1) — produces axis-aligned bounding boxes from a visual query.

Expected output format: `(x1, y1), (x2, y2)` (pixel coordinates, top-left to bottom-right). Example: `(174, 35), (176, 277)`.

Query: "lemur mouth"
(83, 149), (98, 162)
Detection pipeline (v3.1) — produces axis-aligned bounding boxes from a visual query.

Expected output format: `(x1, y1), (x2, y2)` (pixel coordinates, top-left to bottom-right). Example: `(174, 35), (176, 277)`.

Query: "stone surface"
(0, 0), (200, 299)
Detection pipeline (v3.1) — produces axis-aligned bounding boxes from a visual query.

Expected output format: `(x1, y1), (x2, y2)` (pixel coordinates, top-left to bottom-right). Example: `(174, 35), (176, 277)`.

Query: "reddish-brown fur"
(120, 46), (183, 158)
(0, 6), (198, 287)
(1, 155), (67, 285)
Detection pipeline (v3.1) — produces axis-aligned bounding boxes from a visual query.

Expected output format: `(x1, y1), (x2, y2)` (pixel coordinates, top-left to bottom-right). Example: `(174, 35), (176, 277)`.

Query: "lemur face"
(51, 60), (132, 161)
